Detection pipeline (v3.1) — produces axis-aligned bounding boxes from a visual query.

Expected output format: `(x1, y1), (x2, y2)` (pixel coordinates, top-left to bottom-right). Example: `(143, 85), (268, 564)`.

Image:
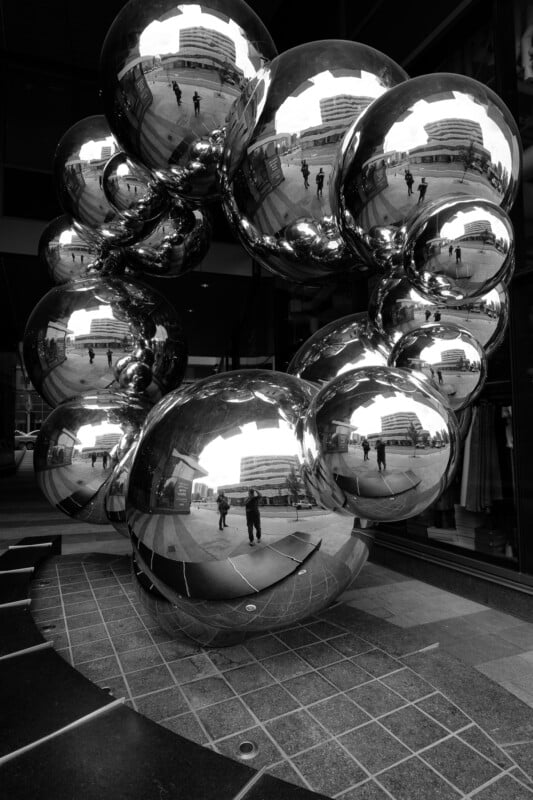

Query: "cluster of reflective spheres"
(25, 0), (521, 643)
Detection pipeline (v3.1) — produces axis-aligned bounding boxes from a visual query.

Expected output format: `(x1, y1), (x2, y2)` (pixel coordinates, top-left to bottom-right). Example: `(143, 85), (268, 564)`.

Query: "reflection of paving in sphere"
(302, 366), (459, 522)
(34, 391), (150, 523)
(126, 370), (371, 643)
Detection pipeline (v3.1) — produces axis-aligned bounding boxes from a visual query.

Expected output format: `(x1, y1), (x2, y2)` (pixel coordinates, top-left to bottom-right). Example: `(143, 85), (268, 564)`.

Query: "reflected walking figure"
(362, 438), (370, 461)
(417, 177), (428, 204)
(376, 439), (386, 472)
(245, 488), (262, 545)
(193, 91), (201, 116)
(301, 160), (310, 189)
(216, 492), (230, 530)
(316, 168), (325, 197)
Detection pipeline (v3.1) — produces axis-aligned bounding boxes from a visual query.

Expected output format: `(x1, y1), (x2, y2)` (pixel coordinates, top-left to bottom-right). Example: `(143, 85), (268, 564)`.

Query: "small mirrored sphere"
(125, 369), (371, 629)
(221, 39), (408, 282)
(125, 201), (212, 278)
(302, 366), (459, 522)
(54, 115), (161, 246)
(102, 151), (168, 224)
(34, 391), (150, 523)
(388, 323), (487, 412)
(23, 276), (187, 408)
(100, 0), (277, 202)
(38, 215), (101, 284)
(287, 312), (389, 384)
(403, 197), (514, 301)
(333, 73), (522, 268)
(368, 273), (509, 356)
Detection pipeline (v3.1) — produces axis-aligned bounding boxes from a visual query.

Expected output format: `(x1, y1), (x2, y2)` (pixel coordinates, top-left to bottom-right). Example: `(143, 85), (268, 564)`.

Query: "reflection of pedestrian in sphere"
(405, 169), (414, 196)
(193, 91), (201, 116)
(455, 246), (462, 263)
(362, 438), (370, 461)
(376, 439), (386, 472)
(91, 453), (97, 468)
(88, 347), (95, 364)
(245, 488), (262, 545)
(301, 160), (310, 189)
(437, 369), (443, 385)
(316, 168), (325, 198)
(102, 453), (108, 469)
(216, 492), (230, 530)
(425, 309), (431, 321)
(107, 348), (113, 367)
(448, 244), (453, 257)
(433, 310), (441, 322)
(417, 177), (428, 204)
(172, 81), (182, 106)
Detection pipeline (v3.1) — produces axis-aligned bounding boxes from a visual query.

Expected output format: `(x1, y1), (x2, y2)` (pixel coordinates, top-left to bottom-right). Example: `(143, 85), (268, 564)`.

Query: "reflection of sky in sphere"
(383, 94), (512, 167)
(197, 419), (300, 489)
(139, 4), (260, 78)
(349, 394), (445, 436)
(78, 136), (117, 163)
(440, 208), (509, 242)
(275, 70), (388, 135)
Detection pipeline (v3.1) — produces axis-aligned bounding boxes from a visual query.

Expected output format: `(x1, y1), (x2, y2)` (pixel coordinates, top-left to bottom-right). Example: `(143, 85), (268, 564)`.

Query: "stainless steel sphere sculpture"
(24, 0), (521, 645)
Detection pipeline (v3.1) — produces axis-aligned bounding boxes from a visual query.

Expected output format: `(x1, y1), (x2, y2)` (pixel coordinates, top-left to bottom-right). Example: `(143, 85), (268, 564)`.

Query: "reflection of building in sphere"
(299, 95), (374, 153)
(71, 317), (131, 351)
(366, 412), (428, 447)
(217, 454), (305, 505)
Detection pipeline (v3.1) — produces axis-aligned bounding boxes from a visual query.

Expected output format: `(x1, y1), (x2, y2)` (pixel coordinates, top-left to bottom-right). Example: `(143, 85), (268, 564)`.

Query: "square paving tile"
(207, 645), (254, 671)
(282, 671), (338, 705)
(71, 638), (115, 664)
(330, 633), (374, 657)
(105, 617), (146, 636)
(308, 694), (371, 735)
(134, 685), (189, 721)
(223, 662), (275, 694)
(69, 623), (108, 646)
(262, 651), (310, 681)
(244, 635), (289, 659)
(297, 641), (345, 668)
(76, 654), (121, 682)
(339, 779), (393, 799)
(380, 705), (449, 750)
(291, 740), (367, 795)
(266, 760), (308, 788)
(351, 649), (402, 678)
(241, 683), (300, 721)
(180, 675), (236, 710)
(380, 668), (435, 701)
(125, 664), (174, 698)
(276, 627), (320, 649)
(348, 680), (406, 717)
(377, 756), (462, 799)
(265, 709), (329, 756)
(340, 721), (411, 773)
(415, 693), (471, 731)
(197, 697), (255, 740)
(458, 726), (513, 769)
(109, 629), (155, 653)
(420, 736), (501, 794)
(118, 645), (163, 674)
(319, 660), (372, 691)
(471, 774), (533, 799)
(304, 620), (347, 641)
(167, 654), (217, 684)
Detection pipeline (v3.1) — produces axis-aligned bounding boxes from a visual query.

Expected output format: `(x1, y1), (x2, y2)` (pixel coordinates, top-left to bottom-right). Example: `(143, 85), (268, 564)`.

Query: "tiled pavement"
(29, 553), (533, 800)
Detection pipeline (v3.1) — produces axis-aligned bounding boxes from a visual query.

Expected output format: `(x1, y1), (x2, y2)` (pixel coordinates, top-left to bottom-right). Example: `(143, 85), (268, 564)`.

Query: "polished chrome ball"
(287, 312), (389, 384)
(388, 323), (487, 412)
(54, 116), (161, 247)
(34, 391), (150, 524)
(100, 0), (277, 202)
(403, 197), (514, 301)
(102, 151), (168, 224)
(23, 276), (187, 407)
(368, 273), (509, 356)
(125, 369), (371, 632)
(221, 39), (408, 282)
(302, 366), (459, 522)
(38, 215), (101, 284)
(125, 200), (212, 278)
(332, 73), (522, 268)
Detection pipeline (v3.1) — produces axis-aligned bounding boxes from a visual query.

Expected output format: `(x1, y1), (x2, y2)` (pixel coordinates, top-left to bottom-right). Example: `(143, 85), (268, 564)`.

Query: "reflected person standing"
(245, 488), (262, 545)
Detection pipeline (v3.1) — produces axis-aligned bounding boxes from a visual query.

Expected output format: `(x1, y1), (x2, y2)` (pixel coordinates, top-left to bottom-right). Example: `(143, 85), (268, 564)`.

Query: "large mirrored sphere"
(23, 276), (187, 408)
(125, 200), (212, 278)
(388, 323), (487, 412)
(100, 0), (277, 202)
(54, 115), (160, 247)
(220, 40), (408, 282)
(368, 273), (509, 357)
(38, 215), (101, 284)
(34, 391), (150, 523)
(125, 369), (370, 628)
(403, 197), (514, 301)
(332, 73), (522, 268)
(302, 366), (459, 522)
(102, 151), (168, 225)
(287, 312), (389, 384)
